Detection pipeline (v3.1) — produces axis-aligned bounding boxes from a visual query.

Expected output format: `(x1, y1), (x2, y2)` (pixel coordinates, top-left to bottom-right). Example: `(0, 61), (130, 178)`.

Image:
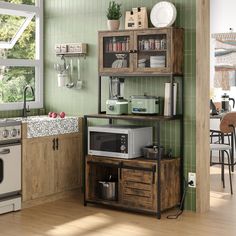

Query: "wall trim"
(196, 0), (210, 213)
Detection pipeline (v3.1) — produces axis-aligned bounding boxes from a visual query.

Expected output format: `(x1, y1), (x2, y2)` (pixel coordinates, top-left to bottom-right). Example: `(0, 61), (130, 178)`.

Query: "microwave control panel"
(120, 134), (128, 153)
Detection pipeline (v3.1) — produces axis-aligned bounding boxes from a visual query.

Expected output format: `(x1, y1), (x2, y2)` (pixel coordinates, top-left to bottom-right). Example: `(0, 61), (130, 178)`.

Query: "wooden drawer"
(122, 169), (153, 184)
(123, 181), (152, 191)
(122, 192), (154, 210)
(123, 186), (152, 198)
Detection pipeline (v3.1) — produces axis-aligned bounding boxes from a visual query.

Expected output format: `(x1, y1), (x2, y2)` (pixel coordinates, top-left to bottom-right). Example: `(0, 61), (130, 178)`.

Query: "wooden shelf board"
(85, 113), (183, 121)
(104, 51), (129, 54)
(86, 198), (156, 214)
(139, 50), (167, 53)
(99, 72), (183, 77)
(86, 155), (181, 164)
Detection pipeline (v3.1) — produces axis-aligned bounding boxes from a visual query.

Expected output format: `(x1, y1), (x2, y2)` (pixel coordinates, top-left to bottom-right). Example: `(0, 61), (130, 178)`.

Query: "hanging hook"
(61, 55), (67, 70)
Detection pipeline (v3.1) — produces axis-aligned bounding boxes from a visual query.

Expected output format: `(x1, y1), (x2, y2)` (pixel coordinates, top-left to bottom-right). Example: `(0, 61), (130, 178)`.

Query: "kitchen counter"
(17, 116), (79, 138)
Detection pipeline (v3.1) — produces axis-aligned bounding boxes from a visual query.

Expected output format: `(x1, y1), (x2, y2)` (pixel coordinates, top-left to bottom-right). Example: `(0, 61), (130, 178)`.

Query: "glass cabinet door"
(99, 31), (134, 75)
(133, 29), (171, 73)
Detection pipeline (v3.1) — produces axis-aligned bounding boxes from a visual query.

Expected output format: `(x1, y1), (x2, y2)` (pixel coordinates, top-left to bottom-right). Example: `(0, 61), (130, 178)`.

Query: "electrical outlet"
(188, 172), (196, 188)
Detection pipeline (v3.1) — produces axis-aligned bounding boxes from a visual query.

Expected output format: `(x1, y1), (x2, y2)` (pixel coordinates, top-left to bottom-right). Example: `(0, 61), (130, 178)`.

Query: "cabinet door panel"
(55, 136), (81, 192)
(99, 31), (134, 75)
(22, 138), (55, 201)
(134, 28), (171, 74)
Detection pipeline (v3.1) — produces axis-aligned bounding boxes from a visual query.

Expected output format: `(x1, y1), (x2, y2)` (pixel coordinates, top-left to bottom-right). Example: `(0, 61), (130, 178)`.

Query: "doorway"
(196, 0), (236, 213)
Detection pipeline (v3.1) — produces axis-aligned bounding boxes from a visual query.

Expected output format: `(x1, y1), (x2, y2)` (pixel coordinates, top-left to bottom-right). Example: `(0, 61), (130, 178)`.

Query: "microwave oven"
(88, 125), (153, 159)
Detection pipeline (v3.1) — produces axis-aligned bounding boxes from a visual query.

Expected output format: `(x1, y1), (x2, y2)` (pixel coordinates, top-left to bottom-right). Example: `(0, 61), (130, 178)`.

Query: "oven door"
(0, 144), (21, 197)
(88, 131), (128, 158)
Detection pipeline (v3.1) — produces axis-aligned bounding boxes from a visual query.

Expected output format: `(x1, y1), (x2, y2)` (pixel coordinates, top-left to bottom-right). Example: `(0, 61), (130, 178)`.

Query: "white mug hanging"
(57, 73), (68, 87)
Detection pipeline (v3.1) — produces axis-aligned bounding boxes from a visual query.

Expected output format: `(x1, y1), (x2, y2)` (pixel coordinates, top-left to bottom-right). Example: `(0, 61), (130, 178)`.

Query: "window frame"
(0, 0), (43, 111)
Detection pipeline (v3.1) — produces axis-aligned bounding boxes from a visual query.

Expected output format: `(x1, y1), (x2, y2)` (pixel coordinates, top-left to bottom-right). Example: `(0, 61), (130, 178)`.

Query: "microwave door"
(90, 132), (127, 153)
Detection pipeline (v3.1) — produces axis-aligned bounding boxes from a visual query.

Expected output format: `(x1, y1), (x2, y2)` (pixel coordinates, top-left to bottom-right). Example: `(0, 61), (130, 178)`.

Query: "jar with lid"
(144, 40), (149, 50)
(113, 37), (117, 52)
(155, 39), (161, 50)
(161, 38), (167, 50)
(149, 39), (155, 50)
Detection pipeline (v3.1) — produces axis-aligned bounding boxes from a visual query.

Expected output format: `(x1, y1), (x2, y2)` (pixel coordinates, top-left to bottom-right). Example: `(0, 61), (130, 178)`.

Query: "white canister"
(57, 73), (68, 87)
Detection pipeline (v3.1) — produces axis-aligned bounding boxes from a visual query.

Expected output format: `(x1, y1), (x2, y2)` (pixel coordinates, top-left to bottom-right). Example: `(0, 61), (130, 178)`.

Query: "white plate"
(150, 1), (177, 28)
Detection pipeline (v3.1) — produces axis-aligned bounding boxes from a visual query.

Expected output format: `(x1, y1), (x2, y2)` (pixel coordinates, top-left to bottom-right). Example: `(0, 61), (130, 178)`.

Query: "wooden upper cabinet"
(98, 27), (184, 76)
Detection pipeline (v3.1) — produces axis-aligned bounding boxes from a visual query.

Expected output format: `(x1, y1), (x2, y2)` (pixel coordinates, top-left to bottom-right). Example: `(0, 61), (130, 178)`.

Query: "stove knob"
(11, 128), (17, 137)
(2, 129), (9, 138)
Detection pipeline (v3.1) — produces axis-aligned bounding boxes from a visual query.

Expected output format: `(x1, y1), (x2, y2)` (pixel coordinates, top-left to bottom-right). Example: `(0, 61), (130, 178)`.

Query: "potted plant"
(106, 1), (122, 31)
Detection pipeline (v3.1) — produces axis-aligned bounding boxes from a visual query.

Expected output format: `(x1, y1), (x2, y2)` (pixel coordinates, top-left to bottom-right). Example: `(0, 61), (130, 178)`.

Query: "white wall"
(210, 0), (236, 105)
(210, 0), (236, 131)
(211, 0), (236, 34)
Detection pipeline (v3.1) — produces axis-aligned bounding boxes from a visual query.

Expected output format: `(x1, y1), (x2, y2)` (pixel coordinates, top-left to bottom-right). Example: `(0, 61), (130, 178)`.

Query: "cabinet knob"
(133, 49), (137, 53)
(129, 50), (134, 53)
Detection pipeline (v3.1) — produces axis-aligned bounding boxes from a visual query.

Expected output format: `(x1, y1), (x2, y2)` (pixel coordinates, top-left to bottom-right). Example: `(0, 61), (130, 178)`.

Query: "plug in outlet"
(188, 172), (196, 188)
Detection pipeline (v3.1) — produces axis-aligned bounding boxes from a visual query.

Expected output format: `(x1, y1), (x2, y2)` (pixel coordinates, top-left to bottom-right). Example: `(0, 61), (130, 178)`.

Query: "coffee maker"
(221, 93), (235, 112)
(106, 78), (128, 115)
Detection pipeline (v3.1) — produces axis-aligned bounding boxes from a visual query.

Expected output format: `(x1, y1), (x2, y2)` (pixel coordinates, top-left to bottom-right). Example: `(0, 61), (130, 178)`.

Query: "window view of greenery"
(0, 66), (35, 102)
(0, 14), (26, 45)
(2, 0), (35, 5)
(0, 0), (35, 104)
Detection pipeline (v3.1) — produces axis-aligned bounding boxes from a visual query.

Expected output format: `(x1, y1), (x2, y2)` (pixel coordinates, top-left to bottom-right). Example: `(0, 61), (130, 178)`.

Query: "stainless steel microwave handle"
(0, 149), (10, 155)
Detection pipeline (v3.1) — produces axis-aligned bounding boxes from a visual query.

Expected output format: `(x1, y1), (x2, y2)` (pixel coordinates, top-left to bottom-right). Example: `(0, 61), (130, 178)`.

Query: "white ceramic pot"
(107, 20), (120, 31)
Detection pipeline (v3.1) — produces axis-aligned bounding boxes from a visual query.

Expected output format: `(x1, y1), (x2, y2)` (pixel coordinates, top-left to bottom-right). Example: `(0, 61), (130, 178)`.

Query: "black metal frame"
(83, 74), (184, 219)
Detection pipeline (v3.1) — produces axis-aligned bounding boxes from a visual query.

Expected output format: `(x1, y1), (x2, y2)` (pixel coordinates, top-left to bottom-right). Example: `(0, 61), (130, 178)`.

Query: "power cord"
(166, 178), (192, 219)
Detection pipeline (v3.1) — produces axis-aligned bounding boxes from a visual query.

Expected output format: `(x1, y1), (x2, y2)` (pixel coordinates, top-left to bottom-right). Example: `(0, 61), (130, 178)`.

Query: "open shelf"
(104, 51), (129, 54)
(99, 72), (184, 77)
(86, 199), (156, 214)
(139, 49), (167, 53)
(85, 113), (183, 121)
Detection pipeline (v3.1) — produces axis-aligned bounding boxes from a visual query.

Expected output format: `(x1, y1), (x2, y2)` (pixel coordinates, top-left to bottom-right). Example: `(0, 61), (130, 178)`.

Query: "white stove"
(0, 119), (21, 215)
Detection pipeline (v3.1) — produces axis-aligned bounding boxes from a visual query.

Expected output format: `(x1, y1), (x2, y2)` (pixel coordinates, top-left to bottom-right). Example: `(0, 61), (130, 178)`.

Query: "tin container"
(98, 181), (117, 201)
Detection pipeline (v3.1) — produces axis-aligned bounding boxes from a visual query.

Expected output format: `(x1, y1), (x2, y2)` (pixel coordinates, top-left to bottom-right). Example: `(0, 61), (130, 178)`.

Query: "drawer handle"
(152, 165), (156, 184)
(56, 138), (59, 150)
(52, 138), (56, 151)
(0, 149), (10, 155)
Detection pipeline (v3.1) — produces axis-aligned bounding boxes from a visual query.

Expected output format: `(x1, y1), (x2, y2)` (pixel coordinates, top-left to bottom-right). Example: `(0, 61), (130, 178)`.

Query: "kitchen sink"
(11, 116), (79, 138)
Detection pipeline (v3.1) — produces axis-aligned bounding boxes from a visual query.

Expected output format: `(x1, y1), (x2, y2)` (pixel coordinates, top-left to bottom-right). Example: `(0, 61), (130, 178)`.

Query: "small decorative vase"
(107, 20), (120, 31)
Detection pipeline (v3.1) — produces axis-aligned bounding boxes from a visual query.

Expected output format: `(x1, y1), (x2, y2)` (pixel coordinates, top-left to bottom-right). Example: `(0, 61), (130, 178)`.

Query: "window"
(0, 0), (43, 110)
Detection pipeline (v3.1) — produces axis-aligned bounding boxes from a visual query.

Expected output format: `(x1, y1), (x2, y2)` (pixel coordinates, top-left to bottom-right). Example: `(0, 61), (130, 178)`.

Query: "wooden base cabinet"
(85, 155), (180, 214)
(22, 136), (55, 201)
(55, 135), (82, 192)
(22, 133), (83, 204)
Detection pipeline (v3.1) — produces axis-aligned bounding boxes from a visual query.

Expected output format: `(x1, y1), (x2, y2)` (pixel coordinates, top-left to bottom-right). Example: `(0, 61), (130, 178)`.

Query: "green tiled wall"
(0, 0), (196, 211)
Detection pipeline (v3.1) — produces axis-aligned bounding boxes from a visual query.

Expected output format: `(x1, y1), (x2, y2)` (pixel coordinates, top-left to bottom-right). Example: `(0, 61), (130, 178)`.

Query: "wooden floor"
(0, 167), (236, 236)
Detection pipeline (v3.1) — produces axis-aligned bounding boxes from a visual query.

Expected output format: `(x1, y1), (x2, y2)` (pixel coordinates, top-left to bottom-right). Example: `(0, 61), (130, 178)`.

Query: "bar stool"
(210, 112), (236, 195)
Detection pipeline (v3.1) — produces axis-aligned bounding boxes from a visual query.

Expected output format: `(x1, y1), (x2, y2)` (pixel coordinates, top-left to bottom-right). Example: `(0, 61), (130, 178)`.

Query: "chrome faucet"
(22, 85), (35, 117)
